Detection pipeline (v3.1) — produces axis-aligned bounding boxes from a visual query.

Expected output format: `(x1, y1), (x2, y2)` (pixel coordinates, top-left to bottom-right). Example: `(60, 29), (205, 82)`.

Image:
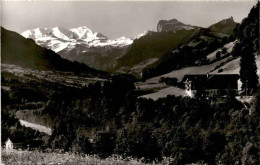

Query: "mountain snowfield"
(21, 27), (150, 70)
(21, 26), (148, 53)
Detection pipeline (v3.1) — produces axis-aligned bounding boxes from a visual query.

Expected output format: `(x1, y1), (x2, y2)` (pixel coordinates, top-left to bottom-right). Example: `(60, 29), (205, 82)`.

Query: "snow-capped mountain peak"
(21, 30), (34, 39)
(70, 26), (95, 42)
(134, 30), (151, 39)
(20, 26), (153, 71)
(52, 27), (76, 41)
(20, 26), (157, 57)
(21, 26), (137, 53)
(21, 27), (52, 39)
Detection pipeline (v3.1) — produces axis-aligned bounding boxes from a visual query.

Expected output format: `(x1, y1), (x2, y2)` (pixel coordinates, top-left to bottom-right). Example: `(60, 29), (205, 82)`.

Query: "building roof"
(182, 74), (239, 90)
(5, 138), (12, 144)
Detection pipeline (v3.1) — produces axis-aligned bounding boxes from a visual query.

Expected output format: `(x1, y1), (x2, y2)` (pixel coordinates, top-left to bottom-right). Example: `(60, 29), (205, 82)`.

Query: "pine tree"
(231, 42), (242, 57)
(240, 38), (259, 94)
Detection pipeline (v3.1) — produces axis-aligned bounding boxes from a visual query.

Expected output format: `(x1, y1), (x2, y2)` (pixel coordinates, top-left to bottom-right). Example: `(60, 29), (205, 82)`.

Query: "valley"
(1, 1), (260, 165)
(2, 64), (109, 88)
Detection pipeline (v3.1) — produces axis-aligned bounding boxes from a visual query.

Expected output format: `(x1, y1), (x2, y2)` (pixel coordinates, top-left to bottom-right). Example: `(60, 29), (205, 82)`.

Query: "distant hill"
(143, 11), (257, 80)
(1, 27), (108, 78)
(139, 2), (259, 99)
(111, 29), (196, 76)
(209, 17), (238, 35)
(112, 17), (237, 78)
(57, 44), (129, 70)
(157, 19), (197, 32)
(141, 27), (232, 79)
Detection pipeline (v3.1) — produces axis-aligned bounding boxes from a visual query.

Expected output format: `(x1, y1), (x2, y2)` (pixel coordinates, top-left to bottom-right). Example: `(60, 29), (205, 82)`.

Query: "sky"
(2, 0), (257, 39)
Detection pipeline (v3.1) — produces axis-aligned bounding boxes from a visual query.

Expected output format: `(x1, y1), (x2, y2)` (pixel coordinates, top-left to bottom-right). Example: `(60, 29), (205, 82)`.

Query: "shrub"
(216, 51), (221, 60)
(218, 69), (223, 73)
(93, 132), (116, 158)
(72, 136), (93, 154)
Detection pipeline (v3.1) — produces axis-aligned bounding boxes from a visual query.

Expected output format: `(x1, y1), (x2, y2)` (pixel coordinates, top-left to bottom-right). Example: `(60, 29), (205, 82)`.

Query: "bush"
(72, 136), (93, 154)
(218, 68), (223, 73)
(93, 132), (116, 158)
(115, 129), (133, 157)
(216, 51), (221, 60)
(222, 47), (227, 55)
(133, 127), (162, 162)
(202, 132), (226, 163)
(159, 77), (178, 86)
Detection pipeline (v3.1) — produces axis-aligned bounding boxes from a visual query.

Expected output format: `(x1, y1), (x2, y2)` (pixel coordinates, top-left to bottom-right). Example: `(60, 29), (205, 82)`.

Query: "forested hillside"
(233, 4), (259, 52)
(1, 27), (108, 78)
(208, 16), (238, 35)
(111, 29), (195, 75)
(3, 67), (260, 164)
(142, 27), (234, 79)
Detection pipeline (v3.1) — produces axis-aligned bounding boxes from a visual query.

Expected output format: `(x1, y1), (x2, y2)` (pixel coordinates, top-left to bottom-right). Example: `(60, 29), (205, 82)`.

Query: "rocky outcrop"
(208, 16), (237, 35)
(157, 19), (196, 32)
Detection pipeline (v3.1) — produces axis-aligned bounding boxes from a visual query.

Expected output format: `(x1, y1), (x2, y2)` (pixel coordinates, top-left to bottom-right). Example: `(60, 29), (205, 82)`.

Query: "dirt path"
(19, 120), (52, 135)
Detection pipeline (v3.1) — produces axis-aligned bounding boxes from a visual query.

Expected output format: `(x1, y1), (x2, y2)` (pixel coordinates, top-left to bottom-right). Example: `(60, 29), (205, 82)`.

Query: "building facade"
(5, 138), (13, 152)
(182, 74), (239, 98)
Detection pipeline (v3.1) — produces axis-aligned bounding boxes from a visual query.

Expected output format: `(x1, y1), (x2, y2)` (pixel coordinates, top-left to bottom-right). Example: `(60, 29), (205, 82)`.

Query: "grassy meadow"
(1, 149), (173, 165)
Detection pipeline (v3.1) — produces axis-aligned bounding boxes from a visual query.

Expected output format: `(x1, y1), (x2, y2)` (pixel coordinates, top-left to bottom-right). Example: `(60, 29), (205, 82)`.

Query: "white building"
(182, 74), (239, 98)
(5, 138), (14, 152)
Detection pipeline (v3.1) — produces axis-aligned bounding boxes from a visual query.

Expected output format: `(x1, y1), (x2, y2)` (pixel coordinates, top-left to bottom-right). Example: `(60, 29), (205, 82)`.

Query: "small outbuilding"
(5, 138), (14, 152)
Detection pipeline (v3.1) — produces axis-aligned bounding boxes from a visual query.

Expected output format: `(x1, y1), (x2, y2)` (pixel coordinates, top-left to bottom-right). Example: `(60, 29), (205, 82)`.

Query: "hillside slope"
(1, 27), (108, 78)
(139, 53), (260, 100)
(112, 29), (196, 76)
(211, 55), (260, 75)
(142, 27), (233, 79)
(138, 3), (259, 100)
(112, 17), (236, 79)
(209, 17), (238, 35)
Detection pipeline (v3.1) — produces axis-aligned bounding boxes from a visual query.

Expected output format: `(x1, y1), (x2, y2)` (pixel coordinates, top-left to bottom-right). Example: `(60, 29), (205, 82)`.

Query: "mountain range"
(141, 17), (238, 79)
(20, 17), (237, 75)
(2, 7), (257, 86)
(21, 26), (149, 70)
(15, 16), (238, 77)
(21, 26), (135, 49)
(1, 27), (108, 78)
(113, 17), (238, 77)
(208, 16), (238, 35)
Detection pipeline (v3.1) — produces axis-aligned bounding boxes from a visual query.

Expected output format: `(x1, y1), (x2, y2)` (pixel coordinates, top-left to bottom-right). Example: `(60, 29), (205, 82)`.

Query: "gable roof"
(5, 138), (12, 144)
(182, 74), (239, 90)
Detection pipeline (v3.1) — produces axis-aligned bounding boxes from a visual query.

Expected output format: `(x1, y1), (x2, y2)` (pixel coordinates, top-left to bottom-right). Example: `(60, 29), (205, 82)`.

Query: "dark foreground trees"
(44, 77), (260, 164)
(240, 38), (259, 94)
(3, 69), (259, 164)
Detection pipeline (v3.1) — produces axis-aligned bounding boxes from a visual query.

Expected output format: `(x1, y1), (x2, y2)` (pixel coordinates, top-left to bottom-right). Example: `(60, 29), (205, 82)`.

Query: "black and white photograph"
(1, 0), (259, 164)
